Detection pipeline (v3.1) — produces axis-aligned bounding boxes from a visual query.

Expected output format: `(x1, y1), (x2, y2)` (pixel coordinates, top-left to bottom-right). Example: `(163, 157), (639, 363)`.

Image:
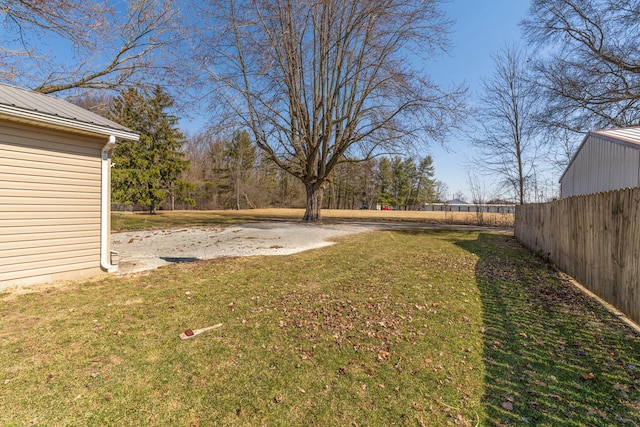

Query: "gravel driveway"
(111, 221), (380, 274)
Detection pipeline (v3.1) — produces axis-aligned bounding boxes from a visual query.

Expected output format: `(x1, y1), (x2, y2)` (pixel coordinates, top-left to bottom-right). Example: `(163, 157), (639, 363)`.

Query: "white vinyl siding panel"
(0, 120), (104, 285)
(560, 135), (640, 198)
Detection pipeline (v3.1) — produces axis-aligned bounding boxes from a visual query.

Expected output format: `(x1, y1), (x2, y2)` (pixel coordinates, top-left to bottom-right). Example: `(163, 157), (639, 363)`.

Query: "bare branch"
(1, 0), (185, 96)
(196, 0), (466, 220)
(523, 0), (640, 132)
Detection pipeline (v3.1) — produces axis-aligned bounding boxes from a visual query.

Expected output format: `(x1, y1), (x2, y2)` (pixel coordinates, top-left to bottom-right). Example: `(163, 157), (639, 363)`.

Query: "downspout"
(101, 135), (117, 272)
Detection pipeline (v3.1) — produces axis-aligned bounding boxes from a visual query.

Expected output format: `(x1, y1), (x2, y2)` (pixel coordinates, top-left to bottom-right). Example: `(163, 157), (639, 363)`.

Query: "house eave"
(0, 105), (139, 141)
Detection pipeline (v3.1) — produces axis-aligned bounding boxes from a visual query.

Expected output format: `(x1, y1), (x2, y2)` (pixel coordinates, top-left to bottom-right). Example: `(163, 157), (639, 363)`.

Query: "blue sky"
(427, 0), (531, 200)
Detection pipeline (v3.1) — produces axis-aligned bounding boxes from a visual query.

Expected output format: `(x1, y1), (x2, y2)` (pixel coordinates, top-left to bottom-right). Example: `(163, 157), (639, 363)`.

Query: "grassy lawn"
(1, 228), (639, 426)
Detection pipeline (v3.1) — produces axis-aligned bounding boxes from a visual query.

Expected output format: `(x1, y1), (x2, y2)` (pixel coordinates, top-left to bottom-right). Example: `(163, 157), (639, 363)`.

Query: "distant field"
(112, 208), (513, 231)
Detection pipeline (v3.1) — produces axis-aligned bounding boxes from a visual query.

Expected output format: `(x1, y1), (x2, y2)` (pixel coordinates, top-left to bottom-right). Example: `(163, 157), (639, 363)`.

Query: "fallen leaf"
(454, 413), (471, 426)
(376, 350), (390, 362)
(412, 402), (423, 411)
(581, 373), (596, 380)
(501, 401), (513, 411)
(273, 394), (283, 403)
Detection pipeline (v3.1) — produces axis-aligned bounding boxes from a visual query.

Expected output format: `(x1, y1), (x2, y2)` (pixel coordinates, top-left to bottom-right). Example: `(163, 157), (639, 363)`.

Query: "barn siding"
(0, 120), (105, 288)
(560, 135), (640, 197)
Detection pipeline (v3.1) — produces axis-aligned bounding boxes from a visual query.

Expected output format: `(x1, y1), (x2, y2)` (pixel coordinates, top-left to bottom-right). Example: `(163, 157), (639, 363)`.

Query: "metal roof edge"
(590, 129), (640, 148)
(0, 104), (139, 141)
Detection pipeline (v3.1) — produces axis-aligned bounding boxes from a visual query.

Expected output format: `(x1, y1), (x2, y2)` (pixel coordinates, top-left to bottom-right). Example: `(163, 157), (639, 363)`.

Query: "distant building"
(445, 199), (468, 205)
(421, 202), (515, 214)
(560, 127), (640, 198)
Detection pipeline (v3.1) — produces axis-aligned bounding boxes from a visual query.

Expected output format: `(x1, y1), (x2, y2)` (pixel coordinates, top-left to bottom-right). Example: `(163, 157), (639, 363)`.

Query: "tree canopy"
(472, 45), (543, 204)
(0, 0), (184, 96)
(523, 0), (640, 133)
(197, 0), (465, 221)
(109, 86), (193, 213)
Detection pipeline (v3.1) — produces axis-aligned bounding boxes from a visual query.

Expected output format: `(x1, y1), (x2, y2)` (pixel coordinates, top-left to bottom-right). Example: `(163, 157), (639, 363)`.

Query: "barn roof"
(591, 127), (640, 146)
(0, 83), (138, 141)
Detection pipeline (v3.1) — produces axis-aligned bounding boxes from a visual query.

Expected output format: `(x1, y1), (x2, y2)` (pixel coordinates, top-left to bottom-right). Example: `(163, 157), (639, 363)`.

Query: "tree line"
(2, 0), (638, 217)
(179, 124), (447, 211)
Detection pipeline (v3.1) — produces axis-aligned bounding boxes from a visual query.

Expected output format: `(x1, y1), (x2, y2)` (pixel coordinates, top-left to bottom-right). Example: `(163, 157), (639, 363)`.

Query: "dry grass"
(112, 208), (513, 232)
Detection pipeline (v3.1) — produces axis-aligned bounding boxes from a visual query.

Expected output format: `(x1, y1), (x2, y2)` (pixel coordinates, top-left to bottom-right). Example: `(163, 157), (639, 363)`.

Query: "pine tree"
(415, 156), (437, 206)
(109, 86), (193, 213)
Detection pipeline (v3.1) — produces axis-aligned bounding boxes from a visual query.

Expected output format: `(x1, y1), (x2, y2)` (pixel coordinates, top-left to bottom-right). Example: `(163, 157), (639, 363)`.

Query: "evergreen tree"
(375, 155), (437, 209)
(391, 156), (413, 209)
(109, 86), (193, 213)
(414, 156), (437, 206)
(377, 157), (394, 208)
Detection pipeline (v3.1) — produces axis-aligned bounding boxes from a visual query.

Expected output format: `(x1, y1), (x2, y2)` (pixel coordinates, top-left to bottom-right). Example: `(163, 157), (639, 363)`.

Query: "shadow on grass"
(455, 233), (640, 426)
(159, 257), (200, 264)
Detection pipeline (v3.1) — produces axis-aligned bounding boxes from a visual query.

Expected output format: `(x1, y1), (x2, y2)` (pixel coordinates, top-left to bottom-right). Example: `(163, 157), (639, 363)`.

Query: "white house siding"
(0, 120), (104, 288)
(560, 134), (640, 198)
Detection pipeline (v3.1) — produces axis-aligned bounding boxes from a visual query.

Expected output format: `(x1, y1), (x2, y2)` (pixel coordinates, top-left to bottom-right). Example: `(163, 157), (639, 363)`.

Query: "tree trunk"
(303, 182), (325, 222)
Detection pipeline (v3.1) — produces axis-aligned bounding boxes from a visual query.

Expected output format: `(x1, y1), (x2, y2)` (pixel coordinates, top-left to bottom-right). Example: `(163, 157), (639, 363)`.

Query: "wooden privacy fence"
(515, 187), (640, 325)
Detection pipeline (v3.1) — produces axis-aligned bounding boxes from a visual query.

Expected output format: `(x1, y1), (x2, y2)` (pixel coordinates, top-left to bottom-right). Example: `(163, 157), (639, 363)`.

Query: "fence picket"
(515, 188), (640, 325)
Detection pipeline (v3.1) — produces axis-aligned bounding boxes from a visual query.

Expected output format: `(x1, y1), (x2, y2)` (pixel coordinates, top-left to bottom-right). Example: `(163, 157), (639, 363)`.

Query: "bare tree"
(0, 0), (184, 96)
(197, 0), (465, 221)
(522, 0), (640, 133)
(467, 172), (488, 225)
(451, 191), (466, 202)
(227, 130), (257, 210)
(433, 180), (449, 203)
(472, 45), (542, 205)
